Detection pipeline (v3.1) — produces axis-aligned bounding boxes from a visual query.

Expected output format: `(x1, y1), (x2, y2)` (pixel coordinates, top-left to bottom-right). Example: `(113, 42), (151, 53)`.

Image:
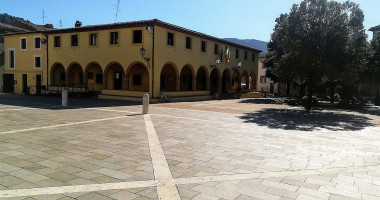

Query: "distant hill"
(224, 38), (268, 54)
(0, 13), (26, 24)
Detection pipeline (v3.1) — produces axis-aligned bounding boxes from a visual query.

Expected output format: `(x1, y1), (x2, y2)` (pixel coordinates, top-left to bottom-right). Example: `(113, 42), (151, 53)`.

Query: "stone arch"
(222, 68), (232, 92)
(50, 62), (65, 85)
(210, 67), (221, 94)
(126, 61), (149, 92)
(231, 67), (241, 90)
(103, 62), (125, 90)
(160, 62), (179, 92)
(84, 62), (103, 92)
(250, 71), (257, 91)
(196, 65), (209, 91)
(66, 62), (84, 86)
(241, 70), (249, 90)
(180, 64), (195, 91)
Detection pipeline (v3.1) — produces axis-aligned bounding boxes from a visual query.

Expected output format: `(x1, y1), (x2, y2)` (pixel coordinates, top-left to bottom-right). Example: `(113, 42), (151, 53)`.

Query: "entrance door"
(2, 74), (14, 93)
(36, 74), (42, 95)
(22, 74), (28, 94)
(114, 72), (122, 90)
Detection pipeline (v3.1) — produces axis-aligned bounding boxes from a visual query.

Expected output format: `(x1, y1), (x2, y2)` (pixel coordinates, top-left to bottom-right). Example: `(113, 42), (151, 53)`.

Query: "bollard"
(143, 94), (149, 114)
(62, 90), (68, 107)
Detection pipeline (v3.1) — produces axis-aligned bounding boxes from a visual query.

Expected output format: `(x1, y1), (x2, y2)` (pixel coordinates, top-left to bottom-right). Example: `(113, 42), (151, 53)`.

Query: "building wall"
(153, 26), (259, 97)
(257, 59), (278, 94)
(4, 33), (45, 94)
(4, 23), (260, 99)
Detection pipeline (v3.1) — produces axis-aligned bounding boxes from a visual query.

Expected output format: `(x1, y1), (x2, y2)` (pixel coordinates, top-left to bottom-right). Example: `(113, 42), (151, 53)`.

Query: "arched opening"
(250, 71), (257, 91)
(210, 68), (220, 94)
(127, 62), (149, 92)
(231, 68), (241, 90)
(222, 69), (231, 93)
(241, 70), (249, 90)
(50, 63), (65, 86)
(67, 63), (83, 86)
(85, 63), (103, 92)
(180, 65), (194, 91)
(196, 67), (208, 91)
(105, 62), (124, 90)
(160, 63), (178, 92)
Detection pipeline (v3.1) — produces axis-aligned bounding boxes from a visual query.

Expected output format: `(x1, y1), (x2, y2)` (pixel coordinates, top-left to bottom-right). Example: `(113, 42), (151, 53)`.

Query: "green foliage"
(334, 93), (340, 102)
(0, 13), (25, 24)
(264, 0), (368, 110)
(363, 35), (380, 86)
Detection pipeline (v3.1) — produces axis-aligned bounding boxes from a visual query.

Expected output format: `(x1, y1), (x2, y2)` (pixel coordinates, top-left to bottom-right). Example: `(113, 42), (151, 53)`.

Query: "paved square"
(0, 95), (379, 199)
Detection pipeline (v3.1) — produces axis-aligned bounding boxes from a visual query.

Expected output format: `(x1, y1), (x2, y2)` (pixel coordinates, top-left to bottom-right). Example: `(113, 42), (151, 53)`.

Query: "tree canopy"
(264, 0), (368, 109)
(0, 13), (25, 24)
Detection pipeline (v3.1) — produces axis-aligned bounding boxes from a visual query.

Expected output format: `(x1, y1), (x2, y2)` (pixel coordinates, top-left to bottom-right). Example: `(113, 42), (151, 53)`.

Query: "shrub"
(334, 93), (340, 102)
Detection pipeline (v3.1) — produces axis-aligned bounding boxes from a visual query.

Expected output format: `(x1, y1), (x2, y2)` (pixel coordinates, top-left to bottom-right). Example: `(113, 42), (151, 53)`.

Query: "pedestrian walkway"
(0, 95), (379, 199)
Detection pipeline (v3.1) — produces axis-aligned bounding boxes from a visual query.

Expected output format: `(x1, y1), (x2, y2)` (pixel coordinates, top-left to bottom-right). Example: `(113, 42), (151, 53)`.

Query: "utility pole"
(42, 9), (46, 24)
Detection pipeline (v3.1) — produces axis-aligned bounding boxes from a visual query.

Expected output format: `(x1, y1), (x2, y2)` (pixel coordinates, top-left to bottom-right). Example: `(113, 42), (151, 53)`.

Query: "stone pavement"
(0, 95), (379, 199)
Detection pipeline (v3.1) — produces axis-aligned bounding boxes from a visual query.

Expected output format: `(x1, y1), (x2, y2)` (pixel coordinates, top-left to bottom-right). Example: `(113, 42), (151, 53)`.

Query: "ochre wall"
(4, 33), (46, 94)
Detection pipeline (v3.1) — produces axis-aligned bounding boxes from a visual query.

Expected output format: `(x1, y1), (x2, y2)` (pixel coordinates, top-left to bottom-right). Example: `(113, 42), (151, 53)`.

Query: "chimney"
(75, 20), (82, 28)
(44, 24), (54, 28)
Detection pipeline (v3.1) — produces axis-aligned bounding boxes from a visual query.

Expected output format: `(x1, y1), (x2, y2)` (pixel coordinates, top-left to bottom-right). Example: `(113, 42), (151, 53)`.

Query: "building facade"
(3, 19), (260, 100)
(257, 58), (278, 94)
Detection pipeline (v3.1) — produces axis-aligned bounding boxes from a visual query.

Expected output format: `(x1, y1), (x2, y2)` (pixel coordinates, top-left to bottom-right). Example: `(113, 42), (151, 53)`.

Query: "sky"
(1, 0), (379, 42)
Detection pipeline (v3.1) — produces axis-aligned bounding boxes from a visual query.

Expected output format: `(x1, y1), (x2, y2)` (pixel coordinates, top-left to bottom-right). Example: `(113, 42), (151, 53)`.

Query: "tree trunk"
(286, 82), (290, 97)
(330, 83), (335, 104)
(306, 74), (314, 111)
(299, 83), (305, 99)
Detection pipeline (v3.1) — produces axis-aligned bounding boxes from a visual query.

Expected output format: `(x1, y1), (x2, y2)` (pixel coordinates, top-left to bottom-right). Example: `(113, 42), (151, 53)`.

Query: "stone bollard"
(62, 90), (68, 107)
(143, 94), (149, 114)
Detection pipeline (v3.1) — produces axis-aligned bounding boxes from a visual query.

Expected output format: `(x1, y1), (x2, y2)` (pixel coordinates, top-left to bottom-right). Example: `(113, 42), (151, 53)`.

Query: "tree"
(363, 35), (380, 105)
(264, 0), (367, 110)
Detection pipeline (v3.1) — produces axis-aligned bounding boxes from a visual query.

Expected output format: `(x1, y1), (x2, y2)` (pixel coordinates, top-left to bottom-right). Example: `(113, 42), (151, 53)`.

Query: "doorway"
(22, 74), (28, 94)
(114, 72), (122, 90)
(36, 74), (42, 95)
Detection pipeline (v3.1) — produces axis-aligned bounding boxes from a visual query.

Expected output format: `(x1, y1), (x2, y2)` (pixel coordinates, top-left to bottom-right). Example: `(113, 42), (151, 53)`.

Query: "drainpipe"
(151, 24), (155, 98)
(43, 33), (49, 86)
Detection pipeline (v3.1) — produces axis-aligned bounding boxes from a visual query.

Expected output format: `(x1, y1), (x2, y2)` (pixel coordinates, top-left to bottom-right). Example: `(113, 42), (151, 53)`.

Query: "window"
(186, 37), (191, 49)
(71, 35), (78, 46)
(34, 37), (41, 49)
(252, 53), (255, 61)
(54, 36), (61, 47)
(214, 44), (219, 55)
(244, 51), (247, 60)
(34, 56), (41, 68)
(8, 49), (15, 69)
(110, 32), (119, 45)
(236, 49), (239, 58)
(90, 33), (97, 46)
(133, 30), (142, 43)
(201, 41), (206, 52)
(20, 38), (27, 50)
(133, 74), (142, 86)
(167, 32), (174, 46)
(96, 74), (103, 84)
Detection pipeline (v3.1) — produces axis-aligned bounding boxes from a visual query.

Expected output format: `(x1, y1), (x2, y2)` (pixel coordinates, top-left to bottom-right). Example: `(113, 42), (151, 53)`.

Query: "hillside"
(0, 13), (25, 24)
(224, 38), (268, 54)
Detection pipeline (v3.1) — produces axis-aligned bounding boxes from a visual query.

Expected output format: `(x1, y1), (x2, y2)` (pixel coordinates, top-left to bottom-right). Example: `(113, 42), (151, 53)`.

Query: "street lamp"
(139, 46), (150, 63)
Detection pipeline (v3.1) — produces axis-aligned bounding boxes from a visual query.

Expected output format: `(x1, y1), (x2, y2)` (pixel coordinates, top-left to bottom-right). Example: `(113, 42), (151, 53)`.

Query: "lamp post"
(139, 46), (150, 63)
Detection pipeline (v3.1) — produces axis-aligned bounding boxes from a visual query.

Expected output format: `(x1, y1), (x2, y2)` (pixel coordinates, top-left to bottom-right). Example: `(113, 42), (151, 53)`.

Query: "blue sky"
(1, 0), (379, 41)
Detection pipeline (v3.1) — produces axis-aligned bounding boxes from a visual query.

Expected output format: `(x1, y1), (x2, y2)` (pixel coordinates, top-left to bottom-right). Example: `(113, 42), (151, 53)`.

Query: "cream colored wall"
(152, 26), (259, 97)
(4, 33), (46, 94)
(48, 28), (153, 90)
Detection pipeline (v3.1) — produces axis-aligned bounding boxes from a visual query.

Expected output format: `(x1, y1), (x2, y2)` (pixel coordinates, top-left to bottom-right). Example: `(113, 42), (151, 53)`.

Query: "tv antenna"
(113, 0), (121, 22)
(59, 19), (63, 28)
(42, 9), (46, 24)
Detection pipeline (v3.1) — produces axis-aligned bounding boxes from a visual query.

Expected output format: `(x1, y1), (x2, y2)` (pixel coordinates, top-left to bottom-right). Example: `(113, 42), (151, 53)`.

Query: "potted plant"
(213, 89), (220, 100)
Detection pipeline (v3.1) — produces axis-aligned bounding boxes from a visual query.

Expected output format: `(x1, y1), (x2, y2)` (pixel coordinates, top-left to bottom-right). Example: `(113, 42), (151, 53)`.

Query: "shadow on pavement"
(0, 94), (140, 110)
(239, 108), (373, 131)
(239, 98), (277, 104)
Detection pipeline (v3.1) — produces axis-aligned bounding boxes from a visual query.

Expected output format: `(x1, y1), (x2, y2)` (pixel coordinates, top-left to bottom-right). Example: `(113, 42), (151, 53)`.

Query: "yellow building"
(3, 19), (261, 101)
